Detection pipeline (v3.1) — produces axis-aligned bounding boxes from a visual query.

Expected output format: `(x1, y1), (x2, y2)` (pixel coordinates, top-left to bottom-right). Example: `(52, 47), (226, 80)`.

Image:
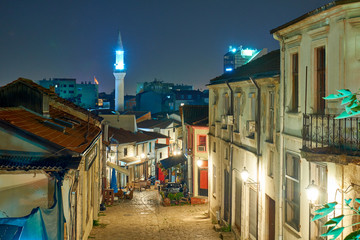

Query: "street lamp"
(240, 167), (249, 182)
(306, 180), (319, 203)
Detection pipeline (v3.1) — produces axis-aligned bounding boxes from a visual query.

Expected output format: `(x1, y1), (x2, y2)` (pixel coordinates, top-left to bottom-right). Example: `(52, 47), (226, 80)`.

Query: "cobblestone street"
(89, 189), (220, 240)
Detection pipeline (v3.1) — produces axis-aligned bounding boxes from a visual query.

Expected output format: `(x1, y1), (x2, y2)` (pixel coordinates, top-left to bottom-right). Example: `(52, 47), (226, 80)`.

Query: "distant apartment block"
(136, 79), (193, 94)
(38, 78), (98, 109)
(224, 46), (268, 73)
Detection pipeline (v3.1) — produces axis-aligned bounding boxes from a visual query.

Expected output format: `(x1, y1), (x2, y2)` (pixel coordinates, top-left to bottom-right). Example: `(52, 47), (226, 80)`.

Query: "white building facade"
(271, 1), (360, 239)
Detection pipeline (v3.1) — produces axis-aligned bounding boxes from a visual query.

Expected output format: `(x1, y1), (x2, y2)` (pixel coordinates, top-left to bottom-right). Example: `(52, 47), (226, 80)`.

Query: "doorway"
(265, 195), (275, 240)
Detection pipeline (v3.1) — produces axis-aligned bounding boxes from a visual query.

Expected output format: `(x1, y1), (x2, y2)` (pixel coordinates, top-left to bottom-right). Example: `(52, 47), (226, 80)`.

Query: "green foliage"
(175, 192), (184, 201)
(324, 89), (360, 119)
(160, 191), (165, 200)
(167, 193), (175, 201)
(312, 199), (360, 239)
(220, 224), (231, 232)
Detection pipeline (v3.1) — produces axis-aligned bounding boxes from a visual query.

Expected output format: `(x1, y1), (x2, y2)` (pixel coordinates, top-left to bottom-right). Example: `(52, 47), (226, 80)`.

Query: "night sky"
(0, 0), (331, 95)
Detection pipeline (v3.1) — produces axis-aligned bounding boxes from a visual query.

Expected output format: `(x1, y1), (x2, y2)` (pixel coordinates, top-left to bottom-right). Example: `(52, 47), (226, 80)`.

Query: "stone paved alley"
(89, 189), (221, 240)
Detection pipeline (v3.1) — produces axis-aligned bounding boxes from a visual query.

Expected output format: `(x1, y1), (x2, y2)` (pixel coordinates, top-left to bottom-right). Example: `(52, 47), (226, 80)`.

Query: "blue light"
(225, 68), (233, 72)
(115, 50), (125, 70)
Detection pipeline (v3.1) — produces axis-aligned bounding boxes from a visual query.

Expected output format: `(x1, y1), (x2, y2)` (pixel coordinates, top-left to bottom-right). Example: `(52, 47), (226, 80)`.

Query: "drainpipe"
(274, 32), (285, 240)
(250, 77), (260, 240)
(225, 81), (234, 227)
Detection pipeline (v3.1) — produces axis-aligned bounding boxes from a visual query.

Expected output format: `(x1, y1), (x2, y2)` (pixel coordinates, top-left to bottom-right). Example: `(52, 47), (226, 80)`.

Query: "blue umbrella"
(110, 168), (118, 193)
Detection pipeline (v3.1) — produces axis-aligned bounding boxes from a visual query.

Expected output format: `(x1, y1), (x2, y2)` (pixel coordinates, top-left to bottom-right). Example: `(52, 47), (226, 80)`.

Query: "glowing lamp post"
(306, 180), (319, 203)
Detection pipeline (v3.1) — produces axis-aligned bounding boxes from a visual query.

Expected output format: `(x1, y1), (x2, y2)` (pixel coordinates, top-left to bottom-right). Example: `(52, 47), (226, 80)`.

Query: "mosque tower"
(113, 32), (126, 112)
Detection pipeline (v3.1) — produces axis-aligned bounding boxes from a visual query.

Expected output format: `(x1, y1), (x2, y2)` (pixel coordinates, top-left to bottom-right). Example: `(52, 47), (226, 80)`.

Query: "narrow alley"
(89, 189), (221, 240)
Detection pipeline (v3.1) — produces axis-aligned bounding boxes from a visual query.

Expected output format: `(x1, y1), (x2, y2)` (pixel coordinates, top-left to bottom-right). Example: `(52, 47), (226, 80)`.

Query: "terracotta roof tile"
(0, 107), (101, 154)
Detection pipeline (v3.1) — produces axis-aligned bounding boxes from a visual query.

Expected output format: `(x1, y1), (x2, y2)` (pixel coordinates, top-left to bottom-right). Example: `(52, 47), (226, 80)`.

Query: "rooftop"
(137, 119), (176, 129)
(0, 107), (101, 154)
(108, 127), (157, 145)
(209, 50), (280, 85)
(181, 105), (208, 126)
(270, 0), (358, 34)
(0, 150), (81, 171)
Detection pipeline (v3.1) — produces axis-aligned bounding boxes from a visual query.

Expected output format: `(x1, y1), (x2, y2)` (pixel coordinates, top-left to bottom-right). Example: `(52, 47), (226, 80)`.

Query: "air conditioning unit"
(247, 120), (256, 133)
(227, 115), (234, 125)
(198, 145), (206, 152)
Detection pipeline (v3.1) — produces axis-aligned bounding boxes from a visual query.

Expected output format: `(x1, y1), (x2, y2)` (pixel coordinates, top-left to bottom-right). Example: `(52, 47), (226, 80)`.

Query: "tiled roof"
(181, 105), (208, 126)
(0, 107), (101, 154)
(155, 143), (169, 149)
(137, 119), (174, 129)
(141, 131), (169, 139)
(209, 50), (280, 85)
(1, 78), (102, 122)
(0, 151), (81, 171)
(109, 127), (157, 145)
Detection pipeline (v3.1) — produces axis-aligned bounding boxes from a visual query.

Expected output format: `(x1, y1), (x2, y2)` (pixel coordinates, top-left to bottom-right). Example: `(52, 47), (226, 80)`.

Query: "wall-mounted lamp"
(197, 160), (203, 167)
(240, 167), (249, 182)
(240, 167), (259, 186)
(306, 180), (319, 203)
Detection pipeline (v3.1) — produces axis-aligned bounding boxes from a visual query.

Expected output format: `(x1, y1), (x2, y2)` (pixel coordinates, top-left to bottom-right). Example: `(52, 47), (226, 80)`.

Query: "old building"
(181, 105), (209, 198)
(271, 1), (360, 239)
(137, 118), (182, 155)
(38, 78), (99, 109)
(0, 78), (103, 240)
(208, 50), (280, 239)
(104, 126), (157, 187)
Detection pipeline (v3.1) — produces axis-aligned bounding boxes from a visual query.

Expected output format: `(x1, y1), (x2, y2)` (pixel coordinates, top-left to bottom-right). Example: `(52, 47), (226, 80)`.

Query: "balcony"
(301, 114), (360, 164)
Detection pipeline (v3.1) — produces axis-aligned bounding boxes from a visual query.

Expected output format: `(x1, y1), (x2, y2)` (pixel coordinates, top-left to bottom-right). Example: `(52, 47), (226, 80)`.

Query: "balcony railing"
(302, 114), (360, 156)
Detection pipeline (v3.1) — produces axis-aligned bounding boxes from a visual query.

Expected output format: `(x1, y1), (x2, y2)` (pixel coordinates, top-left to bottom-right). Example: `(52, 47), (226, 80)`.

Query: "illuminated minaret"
(113, 32), (126, 112)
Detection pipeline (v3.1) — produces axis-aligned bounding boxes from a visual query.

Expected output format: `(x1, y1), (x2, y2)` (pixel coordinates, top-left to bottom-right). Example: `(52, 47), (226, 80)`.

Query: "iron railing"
(302, 114), (360, 155)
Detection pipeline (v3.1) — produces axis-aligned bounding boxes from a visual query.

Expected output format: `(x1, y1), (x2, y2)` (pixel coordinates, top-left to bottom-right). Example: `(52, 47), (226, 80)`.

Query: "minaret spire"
(117, 31), (123, 51)
(113, 31), (126, 112)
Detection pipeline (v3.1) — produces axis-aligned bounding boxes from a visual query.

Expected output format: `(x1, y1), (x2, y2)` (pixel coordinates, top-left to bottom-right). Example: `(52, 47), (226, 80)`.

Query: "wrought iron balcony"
(302, 114), (360, 158)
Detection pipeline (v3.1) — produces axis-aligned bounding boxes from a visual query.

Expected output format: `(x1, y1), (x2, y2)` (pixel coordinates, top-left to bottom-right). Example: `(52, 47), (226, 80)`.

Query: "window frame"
(267, 89), (275, 143)
(291, 53), (299, 112)
(197, 135), (207, 152)
(315, 46), (326, 114)
(285, 152), (301, 232)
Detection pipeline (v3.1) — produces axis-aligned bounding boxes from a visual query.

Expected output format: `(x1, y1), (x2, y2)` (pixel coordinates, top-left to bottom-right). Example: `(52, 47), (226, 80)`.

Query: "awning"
(160, 154), (187, 169)
(106, 161), (129, 176)
(119, 156), (138, 164)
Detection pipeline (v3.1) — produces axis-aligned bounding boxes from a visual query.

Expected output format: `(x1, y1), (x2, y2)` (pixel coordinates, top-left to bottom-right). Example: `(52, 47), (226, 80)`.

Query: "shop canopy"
(106, 161), (129, 176)
(160, 155), (187, 169)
